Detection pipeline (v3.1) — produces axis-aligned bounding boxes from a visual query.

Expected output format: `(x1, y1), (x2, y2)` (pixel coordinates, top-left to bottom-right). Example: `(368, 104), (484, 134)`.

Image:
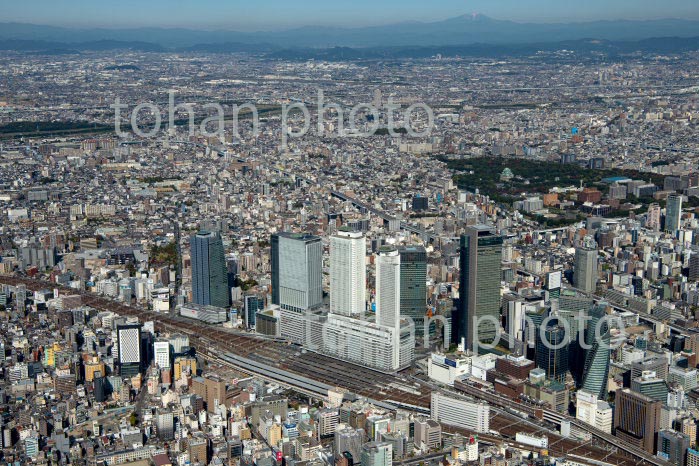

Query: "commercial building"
(271, 232), (322, 312)
(398, 245), (427, 335)
(574, 237), (598, 293)
(458, 225), (503, 351)
(430, 392), (489, 433)
(191, 230), (230, 308)
(613, 388), (661, 454)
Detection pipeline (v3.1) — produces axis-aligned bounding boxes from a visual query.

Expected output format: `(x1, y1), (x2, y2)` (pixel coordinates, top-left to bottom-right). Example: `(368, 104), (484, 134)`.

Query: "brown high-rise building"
(192, 375), (227, 412)
(613, 388), (661, 454)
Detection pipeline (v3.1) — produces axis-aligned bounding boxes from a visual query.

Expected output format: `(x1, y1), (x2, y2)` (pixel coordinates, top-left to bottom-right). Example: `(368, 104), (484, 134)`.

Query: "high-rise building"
(156, 409), (175, 440)
(658, 429), (690, 466)
(335, 426), (365, 463)
(574, 237), (598, 293)
(689, 253), (699, 282)
(330, 229), (366, 317)
(271, 232), (322, 311)
(398, 246), (427, 335)
(117, 324), (142, 377)
(613, 388), (661, 454)
(154, 340), (171, 370)
(665, 193), (683, 233)
(191, 230), (230, 308)
(361, 442), (392, 466)
(687, 448), (699, 466)
(458, 225), (503, 351)
(376, 247), (401, 330)
(581, 303), (610, 399)
(535, 320), (569, 383)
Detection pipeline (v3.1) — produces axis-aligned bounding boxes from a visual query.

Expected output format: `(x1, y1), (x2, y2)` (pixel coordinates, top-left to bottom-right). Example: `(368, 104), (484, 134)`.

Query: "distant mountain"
(266, 37), (699, 60)
(3, 15), (699, 49)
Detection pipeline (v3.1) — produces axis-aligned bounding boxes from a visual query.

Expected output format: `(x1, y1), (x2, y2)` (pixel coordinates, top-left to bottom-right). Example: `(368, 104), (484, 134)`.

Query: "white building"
(321, 313), (414, 373)
(430, 392), (489, 433)
(427, 353), (472, 386)
(376, 247), (401, 370)
(154, 340), (171, 369)
(330, 229), (366, 317)
(576, 390), (613, 434)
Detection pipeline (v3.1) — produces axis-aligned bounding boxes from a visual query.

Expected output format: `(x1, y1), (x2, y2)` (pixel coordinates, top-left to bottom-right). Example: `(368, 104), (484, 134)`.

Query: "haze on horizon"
(3, 0), (699, 31)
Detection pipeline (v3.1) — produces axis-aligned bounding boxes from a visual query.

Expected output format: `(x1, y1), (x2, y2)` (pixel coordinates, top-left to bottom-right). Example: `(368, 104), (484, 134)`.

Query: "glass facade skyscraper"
(665, 193), (683, 233)
(458, 225), (503, 351)
(536, 320), (569, 383)
(398, 245), (427, 335)
(191, 230), (230, 309)
(581, 303), (611, 399)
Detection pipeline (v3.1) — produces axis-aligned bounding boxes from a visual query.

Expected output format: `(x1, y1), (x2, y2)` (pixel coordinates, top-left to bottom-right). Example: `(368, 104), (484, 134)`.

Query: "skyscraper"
(271, 232), (323, 311)
(117, 324), (142, 377)
(665, 193), (683, 233)
(376, 246), (401, 330)
(574, 236), (598, 293)
(581, 303), (611, 399)
(535, 320), (569, 383)
(613, 388), (661, 454)
(191, 230), (229, 308)
(398, 245), (427, 335)
(458, 225), (503, 351)
(330, 228), (366, 316)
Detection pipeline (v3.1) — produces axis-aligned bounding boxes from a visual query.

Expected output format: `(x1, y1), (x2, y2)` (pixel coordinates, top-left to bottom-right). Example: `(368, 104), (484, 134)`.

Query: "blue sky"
(2, 0), (699, 30)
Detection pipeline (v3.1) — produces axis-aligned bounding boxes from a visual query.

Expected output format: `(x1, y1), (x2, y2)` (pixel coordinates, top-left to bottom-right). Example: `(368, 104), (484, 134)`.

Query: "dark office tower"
(191, 230), (229, 308)
(270, 232), (322, 311)
(93, 372), (108, 402)
(581, 304), (611, 399)
(535, 320), (569, 383)
(614, 388), (661, 454)
(458, 225), (503, 351)
(658, 429), (690, 465)
(398, 246), (427, 336)
(632, 276), (644, 296)
(244, 295), (263, 329)
(117, 324), (142, 377)
(689, 254), (699, 282)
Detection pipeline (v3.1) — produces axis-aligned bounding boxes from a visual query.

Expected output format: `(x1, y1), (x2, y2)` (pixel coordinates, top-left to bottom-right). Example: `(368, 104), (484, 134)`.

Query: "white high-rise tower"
(330, 229), (366, 316)
(376, 246), (401, 329)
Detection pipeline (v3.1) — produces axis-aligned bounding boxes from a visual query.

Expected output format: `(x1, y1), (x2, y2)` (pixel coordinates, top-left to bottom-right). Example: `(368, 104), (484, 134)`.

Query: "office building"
(334, 426), (365, 463)
(665, 194), (683, 233)
(430, 392), (489, 433)
(361, 442), (392, 466)
(574, 237), (598, 293)
(581, 303), (611, 399)
(330, 229), (366, 317)
(458, 225), (503, 351)
(658, 429), (690, 466)
(271, 232), (322, 311)
(156, 409), (175, 440)
(154, 340), (171, 370)
(191, 230), (230, 308)
(631, 371), (669, 402)
(536, 320), (569, 383)
(613, 388), (661, 454)
(117, 324), (142, 377)
(414, 419), (442, 451)
(398, 245), (427, 335)
(376, 246), (401, 330)
(576, 390), (613, 434)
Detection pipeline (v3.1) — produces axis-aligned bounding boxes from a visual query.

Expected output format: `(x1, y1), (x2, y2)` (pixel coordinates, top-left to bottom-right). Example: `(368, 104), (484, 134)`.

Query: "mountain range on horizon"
(3, 14), (699, 50)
